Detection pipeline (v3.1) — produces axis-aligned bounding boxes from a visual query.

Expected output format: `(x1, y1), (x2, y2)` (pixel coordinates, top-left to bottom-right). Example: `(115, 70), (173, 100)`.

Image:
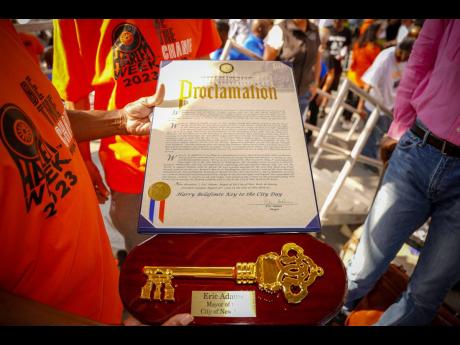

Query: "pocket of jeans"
(397, 131), (420, 151)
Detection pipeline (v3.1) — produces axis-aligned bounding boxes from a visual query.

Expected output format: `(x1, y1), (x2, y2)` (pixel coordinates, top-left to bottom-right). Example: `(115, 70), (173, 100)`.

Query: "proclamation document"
(138, 60), (320, 233)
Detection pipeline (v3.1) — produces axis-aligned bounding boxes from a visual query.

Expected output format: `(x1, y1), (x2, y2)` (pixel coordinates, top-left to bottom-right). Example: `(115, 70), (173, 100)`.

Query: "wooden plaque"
(119, 234), (346, 325)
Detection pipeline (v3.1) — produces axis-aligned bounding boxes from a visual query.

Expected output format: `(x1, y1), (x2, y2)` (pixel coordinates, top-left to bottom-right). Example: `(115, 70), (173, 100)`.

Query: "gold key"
(140, 242), (324, 304)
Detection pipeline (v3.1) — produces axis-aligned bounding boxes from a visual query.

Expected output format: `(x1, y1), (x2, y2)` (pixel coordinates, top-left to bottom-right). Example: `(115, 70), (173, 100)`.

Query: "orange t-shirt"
(0, 20), (122, 324)
(359, 19), (374, 37)
(348, 41), (381, 88)
(53, 19), (221, 194)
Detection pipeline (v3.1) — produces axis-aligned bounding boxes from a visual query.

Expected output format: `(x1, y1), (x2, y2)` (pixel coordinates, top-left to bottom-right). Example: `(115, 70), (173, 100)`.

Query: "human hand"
(161, 313), (194, 326)
(380, 135), (398, 165)
(84, 159), (109, 204)
(122, 312), (193, 326)
(315, 94), (323, 106)
(357, 109), (367, 121)
(120, 84), (165, 136)
(309, 84), (318, 101)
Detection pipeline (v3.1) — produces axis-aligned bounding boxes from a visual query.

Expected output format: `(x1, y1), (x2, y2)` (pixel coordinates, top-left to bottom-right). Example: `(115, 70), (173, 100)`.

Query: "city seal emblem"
(219, 63), (234, 74)
(148, 182), (171, 201)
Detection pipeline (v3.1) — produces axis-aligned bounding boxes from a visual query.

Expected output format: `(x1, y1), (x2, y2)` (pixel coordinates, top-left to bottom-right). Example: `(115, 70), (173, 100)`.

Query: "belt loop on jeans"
(420, 128), (431, 147)
(441, 140), (448, 155)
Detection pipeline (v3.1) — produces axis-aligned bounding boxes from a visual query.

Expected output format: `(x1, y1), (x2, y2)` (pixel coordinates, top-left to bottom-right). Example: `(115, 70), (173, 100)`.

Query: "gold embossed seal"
(148, 182), (171, 201)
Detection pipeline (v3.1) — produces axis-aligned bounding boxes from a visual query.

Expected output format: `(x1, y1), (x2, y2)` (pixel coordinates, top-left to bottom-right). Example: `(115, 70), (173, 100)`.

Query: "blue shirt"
(242, 33), (264, 59)
(320, 60), (328, 80)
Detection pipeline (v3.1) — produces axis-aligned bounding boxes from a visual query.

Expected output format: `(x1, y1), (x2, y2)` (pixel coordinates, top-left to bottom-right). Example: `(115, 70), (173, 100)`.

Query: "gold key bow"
(140, 242), (324, 304)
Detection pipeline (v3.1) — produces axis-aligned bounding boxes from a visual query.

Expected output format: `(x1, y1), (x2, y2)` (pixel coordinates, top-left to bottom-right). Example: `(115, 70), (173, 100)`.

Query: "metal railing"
(306, 78), (393, 221)
(217, 42), (392, 224)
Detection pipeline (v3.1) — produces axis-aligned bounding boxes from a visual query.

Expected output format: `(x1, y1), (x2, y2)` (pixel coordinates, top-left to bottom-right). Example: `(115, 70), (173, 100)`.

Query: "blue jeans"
(344, 128), (460, 325)
(298, 90), (312, 125)
(361, 110), (393, 160)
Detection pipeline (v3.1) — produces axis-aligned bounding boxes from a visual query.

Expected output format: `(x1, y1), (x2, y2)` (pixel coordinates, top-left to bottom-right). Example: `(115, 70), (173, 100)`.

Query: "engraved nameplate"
(190, 291), (256, 318)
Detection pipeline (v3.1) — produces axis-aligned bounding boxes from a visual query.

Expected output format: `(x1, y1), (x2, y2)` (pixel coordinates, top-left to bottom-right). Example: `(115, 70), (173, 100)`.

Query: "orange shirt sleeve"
(17, 32), (43, 64)
(195, 19), (222, 58)
(31, 34), (44, 56)
(52, 19), (93, 102)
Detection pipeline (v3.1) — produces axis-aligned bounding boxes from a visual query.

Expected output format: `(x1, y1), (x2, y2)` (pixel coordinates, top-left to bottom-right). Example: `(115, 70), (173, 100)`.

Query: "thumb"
(142, 83), (165, 108)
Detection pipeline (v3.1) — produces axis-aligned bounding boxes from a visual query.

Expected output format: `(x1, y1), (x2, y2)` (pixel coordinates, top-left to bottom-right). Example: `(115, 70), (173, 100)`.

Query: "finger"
(123, 313), (146, 326)
(130, 121), (151, 136)
(97, 181), (110, 198)
(93, 175), (110, 198)
(94, 185), (109, 203)
(142, 83), (165, 108)
(161, 313), (194, 326)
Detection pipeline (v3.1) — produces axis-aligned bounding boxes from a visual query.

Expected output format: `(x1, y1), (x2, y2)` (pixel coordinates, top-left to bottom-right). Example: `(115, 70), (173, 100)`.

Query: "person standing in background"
(242, 19), (272, 58)
(264, 19), (321, 127)
(210, 20), (250, 60)
(52, 19), (221, 257)
(343, 19), (460, 325)
(341, 23), (382, 125)
(357, 37), (416, 164)
(320, 19), (352, 127)
(228, 19), (253, 46)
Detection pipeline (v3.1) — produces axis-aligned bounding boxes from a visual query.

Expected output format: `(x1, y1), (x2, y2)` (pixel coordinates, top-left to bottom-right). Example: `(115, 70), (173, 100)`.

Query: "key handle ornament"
(140, 242), (324, 304)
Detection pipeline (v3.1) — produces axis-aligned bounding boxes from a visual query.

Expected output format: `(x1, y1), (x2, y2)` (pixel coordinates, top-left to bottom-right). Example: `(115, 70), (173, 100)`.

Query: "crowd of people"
(1, 19), (459, 327)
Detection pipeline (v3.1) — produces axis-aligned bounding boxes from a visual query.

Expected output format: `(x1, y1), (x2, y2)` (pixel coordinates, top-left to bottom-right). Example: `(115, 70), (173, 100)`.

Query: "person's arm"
(309, 49), (322, 100)
(357, 83), (371, 119)
(123, 311), (193, 326)
(263, 25), (283, 61)
(321, 68), (335, 93)
(67, 84), (165, 142)
(388, 19), (446, 141)
(263, 45), (278, 61)
(0, 288), (192, 326)
(319, 68), (335, 109)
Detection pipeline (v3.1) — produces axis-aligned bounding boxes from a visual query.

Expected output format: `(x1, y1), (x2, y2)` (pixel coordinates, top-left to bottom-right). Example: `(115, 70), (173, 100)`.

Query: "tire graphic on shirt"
(0, 104), (78, 218)
(112, 23), (159, 86)
(0, 105), (38, 160)
(112, 23), (142, 53)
